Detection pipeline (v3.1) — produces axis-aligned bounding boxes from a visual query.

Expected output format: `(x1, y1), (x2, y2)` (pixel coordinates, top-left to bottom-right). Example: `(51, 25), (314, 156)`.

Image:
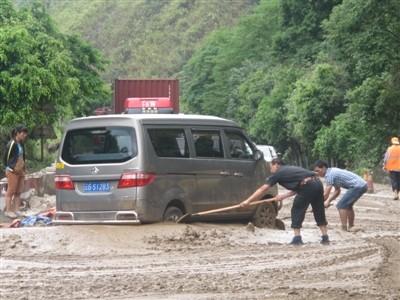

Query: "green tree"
(0, 0), (109, 167)
(273, 0), (342, 62)
(287, 63), (348, 160)
(315, 73), (400, 168)
(250, 67), (303, 164)
(0, 1), (77, 128)
(64, 35), (109, 116)
(181, 0), (340, 166)
(323, 0), (400, 83)
(0, 0), (109, 128)
(181, 30), (231, 116)
(314, 0), (400, 168)
(181, 0), (281, 117)
(182, 0), (400, 171)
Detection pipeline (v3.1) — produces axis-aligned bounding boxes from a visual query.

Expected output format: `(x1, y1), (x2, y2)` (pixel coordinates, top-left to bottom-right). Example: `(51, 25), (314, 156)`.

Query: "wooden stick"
(177, 197), (278, 223)
(194, 197), (278, 216)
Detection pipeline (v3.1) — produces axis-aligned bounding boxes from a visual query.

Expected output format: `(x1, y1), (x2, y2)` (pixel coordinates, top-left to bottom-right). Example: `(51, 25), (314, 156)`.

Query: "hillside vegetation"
(43, 0), (257, 80)
(182, 0), (400, 169)
(8, 0), (400, 170)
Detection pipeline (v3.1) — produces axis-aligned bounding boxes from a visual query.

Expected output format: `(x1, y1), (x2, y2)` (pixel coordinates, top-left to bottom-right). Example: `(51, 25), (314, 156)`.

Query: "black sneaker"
(320, 235), (330, 245)
(289, 236), (303, 245)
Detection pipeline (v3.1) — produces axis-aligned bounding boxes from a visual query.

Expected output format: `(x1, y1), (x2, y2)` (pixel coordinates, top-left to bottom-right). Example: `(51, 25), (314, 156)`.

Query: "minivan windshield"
(61, 127), (137, 164)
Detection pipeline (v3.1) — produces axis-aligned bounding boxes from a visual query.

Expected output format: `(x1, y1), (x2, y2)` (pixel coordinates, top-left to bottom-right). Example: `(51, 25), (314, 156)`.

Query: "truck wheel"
(252, 202), (277, 228)
(163, 206), (183, 222)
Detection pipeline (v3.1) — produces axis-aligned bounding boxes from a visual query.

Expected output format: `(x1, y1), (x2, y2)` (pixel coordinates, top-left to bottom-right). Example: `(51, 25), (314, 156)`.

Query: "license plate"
(83, 182), (111, 193)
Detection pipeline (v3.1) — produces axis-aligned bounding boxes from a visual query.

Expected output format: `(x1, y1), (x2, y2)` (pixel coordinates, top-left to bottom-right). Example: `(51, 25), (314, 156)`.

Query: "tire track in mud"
(373, 237), (400, 299)
(0, 239), (387, 299)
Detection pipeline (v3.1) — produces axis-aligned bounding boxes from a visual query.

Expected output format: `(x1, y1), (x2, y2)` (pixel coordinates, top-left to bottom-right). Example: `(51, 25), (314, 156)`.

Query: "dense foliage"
(181, 0), (400, 169)
(4, 0), (400, 171)
(0, 0), (109, 127)
(0, 0), (109, 170)
(40, 0), (257, 81)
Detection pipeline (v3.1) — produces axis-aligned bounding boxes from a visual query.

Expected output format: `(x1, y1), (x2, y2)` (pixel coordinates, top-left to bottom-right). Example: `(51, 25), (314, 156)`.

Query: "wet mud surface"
(1, 185), (399, 299)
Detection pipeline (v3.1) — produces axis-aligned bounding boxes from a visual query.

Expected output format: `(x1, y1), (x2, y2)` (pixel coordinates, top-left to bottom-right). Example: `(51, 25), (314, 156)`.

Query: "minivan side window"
(225, 131), (254, 159)
(148, 129), (189, 158)
(192, 130), (223, 158)
(61, 127), (137, 164)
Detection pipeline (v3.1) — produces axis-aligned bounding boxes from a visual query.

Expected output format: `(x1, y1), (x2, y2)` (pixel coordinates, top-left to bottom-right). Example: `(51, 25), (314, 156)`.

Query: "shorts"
(336, 184), (367, 209)
(6, 170), (24, 195)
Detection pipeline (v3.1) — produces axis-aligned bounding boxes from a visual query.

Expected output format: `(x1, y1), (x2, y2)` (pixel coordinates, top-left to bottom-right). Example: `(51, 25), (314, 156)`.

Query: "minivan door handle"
(233, 172), (244, 177)
(219, 171), (230, 176)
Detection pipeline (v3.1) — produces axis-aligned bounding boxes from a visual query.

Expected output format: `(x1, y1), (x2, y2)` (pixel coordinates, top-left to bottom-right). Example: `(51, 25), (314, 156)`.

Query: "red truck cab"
(124, 97), (174, 114)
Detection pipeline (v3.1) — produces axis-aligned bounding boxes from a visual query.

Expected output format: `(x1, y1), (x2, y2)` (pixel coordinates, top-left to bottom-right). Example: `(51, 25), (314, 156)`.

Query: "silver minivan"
(54, 114), (278, 226)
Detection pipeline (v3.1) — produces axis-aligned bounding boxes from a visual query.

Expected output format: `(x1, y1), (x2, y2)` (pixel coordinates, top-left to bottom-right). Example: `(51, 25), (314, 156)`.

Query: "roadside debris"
(20, 214), (53, 227)
(1, 165), (56, 225)
(3, 207), (55, 228)
(245, 222), (255, 233)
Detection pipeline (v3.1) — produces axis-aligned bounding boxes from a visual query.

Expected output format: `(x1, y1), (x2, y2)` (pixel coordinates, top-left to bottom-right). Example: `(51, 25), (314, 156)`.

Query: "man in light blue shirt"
(314, 160), (367, 232)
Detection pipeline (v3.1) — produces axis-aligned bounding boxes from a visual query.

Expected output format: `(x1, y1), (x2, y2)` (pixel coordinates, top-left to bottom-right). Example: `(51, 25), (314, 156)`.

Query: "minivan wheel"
(163, 206), (183, 222)
(252, 202), (277, 228)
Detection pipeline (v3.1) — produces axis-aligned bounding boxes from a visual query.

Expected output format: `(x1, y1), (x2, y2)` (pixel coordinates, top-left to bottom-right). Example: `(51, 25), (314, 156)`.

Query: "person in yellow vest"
(383, 137), (400, 200)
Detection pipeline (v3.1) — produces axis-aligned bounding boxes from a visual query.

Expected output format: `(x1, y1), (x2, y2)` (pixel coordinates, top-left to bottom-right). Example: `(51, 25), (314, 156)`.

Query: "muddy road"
(1, 185), (399, 299)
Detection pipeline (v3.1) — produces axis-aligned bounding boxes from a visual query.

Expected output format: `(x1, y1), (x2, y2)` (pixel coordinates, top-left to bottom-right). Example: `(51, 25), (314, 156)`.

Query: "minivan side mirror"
(253, 149), (264, 161)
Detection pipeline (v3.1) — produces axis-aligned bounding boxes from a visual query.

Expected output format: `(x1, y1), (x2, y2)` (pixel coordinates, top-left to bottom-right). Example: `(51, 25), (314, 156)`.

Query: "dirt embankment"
(0, 185), (399, 300)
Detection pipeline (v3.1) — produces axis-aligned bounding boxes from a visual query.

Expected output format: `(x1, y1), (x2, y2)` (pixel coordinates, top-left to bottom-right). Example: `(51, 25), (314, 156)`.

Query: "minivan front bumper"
(53, 210), (141, 225)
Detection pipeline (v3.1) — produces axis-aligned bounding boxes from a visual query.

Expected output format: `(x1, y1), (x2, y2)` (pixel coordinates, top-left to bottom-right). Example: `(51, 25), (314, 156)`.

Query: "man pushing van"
(240, 158), (329, 245)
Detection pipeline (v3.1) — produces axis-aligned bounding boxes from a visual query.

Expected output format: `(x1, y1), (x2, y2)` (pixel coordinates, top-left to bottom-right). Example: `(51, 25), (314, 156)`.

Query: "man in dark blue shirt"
(241, 158), (329, 245)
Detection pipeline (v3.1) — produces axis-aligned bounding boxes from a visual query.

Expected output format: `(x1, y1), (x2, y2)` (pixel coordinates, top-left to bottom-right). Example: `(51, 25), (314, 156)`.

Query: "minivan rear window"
(61, 127), (137, 164)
